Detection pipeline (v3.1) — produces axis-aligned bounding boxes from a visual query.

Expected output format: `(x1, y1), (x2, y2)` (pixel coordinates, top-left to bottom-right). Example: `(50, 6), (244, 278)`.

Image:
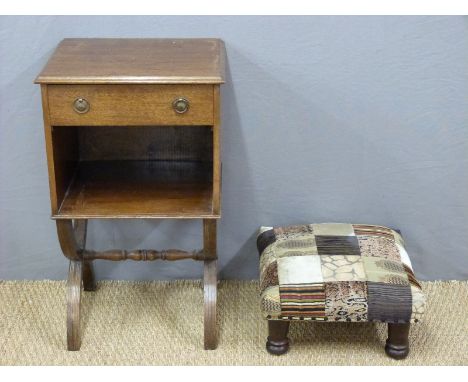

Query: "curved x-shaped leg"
(67, 259), (82, 351)
(203, 219), (218, 350)
(204, 259), (217, 350)
(73, 220), (96, 291)
(57, 219), (93, 351)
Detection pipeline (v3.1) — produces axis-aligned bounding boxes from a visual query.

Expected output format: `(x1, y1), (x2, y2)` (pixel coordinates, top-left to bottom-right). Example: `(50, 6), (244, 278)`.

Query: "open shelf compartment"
(50, 125), (215, 219)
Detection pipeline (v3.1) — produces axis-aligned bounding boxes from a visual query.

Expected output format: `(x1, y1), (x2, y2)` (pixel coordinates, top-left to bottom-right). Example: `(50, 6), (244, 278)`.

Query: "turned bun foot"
(385, 322), (410, 360)
(266, 336), (289, 355)
(266, 320), (290, 355)
(385, 341), (409, 359)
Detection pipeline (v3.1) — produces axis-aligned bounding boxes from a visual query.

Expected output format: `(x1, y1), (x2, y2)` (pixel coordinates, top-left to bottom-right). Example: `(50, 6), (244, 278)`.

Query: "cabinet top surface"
(35, 38), (225, 85)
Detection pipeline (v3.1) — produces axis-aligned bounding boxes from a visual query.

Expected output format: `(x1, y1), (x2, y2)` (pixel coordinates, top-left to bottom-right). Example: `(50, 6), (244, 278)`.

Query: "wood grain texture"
(203, 219), (217, 260)
(203, 259), (217, 350)
(56, 220), (81, 261)
(56, 219), (85, 350)
(40, 85), (58, 212)
(42, 85), (79, 214)
(73, 220), (87, 250)
(78, 126), (213, 162)
(56, 161), (215, 219)
(67, 259), (83, 351)
(47, 84), (214, 126)
(51, 126), (79, 212)
(212, 85), (221, 215)
(203, 219), (218, 349)
(82, 261), (96, 292)
(83, 249), (204, 261)
(35, 38), (225, 84)
(73, 220), (96, 292)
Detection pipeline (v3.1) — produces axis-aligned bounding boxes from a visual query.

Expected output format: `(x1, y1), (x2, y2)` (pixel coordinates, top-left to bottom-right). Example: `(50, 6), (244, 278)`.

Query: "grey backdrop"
(0, 16), (467, 281)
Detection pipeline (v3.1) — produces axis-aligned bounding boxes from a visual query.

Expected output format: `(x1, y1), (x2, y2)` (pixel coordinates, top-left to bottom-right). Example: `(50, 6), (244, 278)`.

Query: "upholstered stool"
(258, 223), (425, 359)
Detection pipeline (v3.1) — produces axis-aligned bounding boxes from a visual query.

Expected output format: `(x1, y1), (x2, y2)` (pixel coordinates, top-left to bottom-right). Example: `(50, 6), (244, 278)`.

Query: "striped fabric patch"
(353, 224), (395, 240)
(279, 283), (326, 318)
(315, 235), (361, 256)
(367, 282), (412, 323)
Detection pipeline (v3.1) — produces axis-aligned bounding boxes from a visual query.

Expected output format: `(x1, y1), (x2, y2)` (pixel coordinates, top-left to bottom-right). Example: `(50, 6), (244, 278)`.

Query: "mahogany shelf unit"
(36, 38), (225, 351)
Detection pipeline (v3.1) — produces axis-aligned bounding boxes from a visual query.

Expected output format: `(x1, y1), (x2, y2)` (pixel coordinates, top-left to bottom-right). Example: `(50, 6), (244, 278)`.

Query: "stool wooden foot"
(267, 320), (290, 355)
(385, 323), (410, 359)
(67, 259), (83, 351)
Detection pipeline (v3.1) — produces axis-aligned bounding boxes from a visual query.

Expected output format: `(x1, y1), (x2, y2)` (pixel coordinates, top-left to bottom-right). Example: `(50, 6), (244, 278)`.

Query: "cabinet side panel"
(41, 84), (59, 214)
(212, 85), (221, 215)
(51, 126), (79, 210)
(41, 85), (79, 213)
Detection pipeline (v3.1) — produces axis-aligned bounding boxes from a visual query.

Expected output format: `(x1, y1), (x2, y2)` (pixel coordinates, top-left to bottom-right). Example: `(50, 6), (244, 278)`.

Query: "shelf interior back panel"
(78, 125), (213, 162)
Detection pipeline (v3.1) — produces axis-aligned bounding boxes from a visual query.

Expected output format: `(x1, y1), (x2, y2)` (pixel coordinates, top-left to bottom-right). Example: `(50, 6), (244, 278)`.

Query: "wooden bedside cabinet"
(35, 38), (225, 351)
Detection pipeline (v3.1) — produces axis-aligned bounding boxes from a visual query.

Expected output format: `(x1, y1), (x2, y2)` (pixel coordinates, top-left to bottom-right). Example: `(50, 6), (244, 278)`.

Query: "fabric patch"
(320, 255), (366, 281)
(357, 235), (401, 261)
(261, 286), (281, 318)
(367, 282), (412, 322)
(257, 229), (276, 255)
(362, 257), (410, 286)
(279, 283), (325, 319)
(312, 223), (354, 236)
(278, 255), (323, 284)
(410, 285), (425, 322)
(274, 224), (313, 241)
(259, 245), (276, 278)
(260, 261), (279, 293)
(325, 282), (368, 321)
(353, 224), (395, 240)
(316, 235), (361, 256)
(274, 236), (318, 257)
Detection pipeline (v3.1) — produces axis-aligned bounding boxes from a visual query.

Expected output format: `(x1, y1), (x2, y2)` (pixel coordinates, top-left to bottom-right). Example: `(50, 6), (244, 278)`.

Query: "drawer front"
(47, 84), (214, 126)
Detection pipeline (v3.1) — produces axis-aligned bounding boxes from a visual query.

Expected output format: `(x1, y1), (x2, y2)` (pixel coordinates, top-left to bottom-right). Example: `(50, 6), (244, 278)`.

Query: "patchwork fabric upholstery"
(258, 223), (425, 323)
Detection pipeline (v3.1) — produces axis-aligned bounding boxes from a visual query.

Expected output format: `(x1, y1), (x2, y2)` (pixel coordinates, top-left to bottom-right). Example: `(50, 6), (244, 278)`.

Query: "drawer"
(47, 84), (214, 126)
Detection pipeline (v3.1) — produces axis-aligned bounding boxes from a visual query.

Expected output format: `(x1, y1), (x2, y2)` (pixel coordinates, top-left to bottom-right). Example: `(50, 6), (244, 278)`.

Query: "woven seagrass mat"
(0, 280), (466, 365)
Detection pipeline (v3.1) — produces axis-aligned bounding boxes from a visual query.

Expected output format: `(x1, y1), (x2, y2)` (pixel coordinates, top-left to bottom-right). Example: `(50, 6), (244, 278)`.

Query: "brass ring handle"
(172, 98), (189, 114)
(73, 98), (90, 114)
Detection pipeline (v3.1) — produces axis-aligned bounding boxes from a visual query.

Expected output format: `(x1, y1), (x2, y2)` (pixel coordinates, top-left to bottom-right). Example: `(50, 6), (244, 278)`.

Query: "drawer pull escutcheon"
(73, 98), (90, 114)
(172, 98), (189, 114)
